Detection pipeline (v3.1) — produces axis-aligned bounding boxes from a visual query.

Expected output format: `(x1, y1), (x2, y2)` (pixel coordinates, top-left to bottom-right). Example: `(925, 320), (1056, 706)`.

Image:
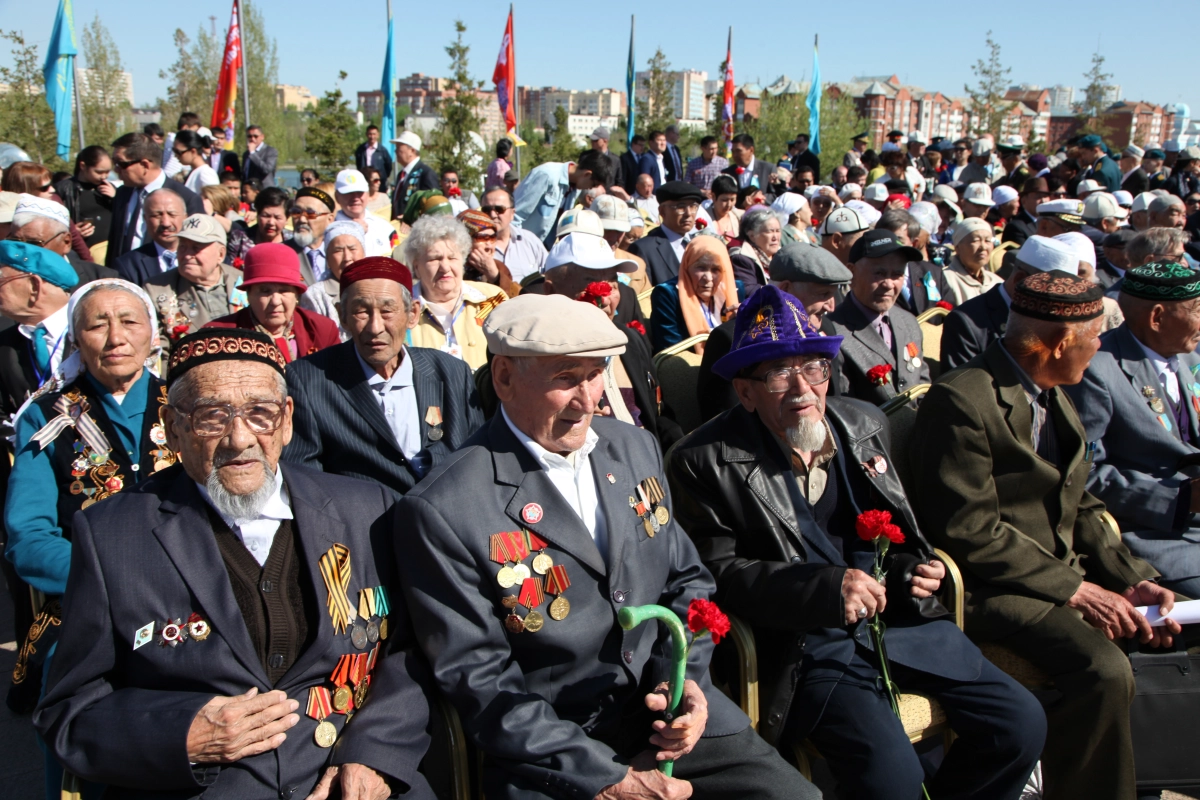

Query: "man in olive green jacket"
(909, 270), (1180, 800)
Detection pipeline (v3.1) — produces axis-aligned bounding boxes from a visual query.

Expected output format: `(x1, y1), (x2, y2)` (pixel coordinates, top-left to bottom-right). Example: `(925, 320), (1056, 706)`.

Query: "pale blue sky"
(1, 0), (1193, 124)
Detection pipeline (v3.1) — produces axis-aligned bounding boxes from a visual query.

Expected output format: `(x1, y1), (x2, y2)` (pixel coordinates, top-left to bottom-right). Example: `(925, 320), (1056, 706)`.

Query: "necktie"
(307, 249), (318, 278)
(124, 190), (144, 252)
(162, 250), (177, 272)
(32, 323), (51, 375)
(875, 315), (893, 351)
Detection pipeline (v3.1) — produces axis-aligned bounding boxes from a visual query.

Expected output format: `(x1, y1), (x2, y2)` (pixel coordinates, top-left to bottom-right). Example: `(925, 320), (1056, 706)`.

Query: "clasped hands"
(841, 560), (945, 625)
(593, 678), (708, 800)
(1067, 580), (1181, 647)
(185, 687), (391, 800)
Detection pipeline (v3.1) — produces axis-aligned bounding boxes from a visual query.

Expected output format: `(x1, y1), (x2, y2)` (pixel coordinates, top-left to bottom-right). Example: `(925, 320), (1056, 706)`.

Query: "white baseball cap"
(1015, 235), (1078, 275)
(863, 183), (889, 202)
(838, 183), (862, 201)
(555, 208), (605, 239)
(1082, 192), (1128, 221)
(1053, 232), (1095, 269)
(544, 232), (636, 273)
(592, 195), (631, 232)
(843, 200), (881, 227)
(962, 183), (993, 207)
(932, 184), (959, 203)
(971, 139), (992, 157)
(335, 169), (369, 195)
(1075, 179), (1102, 194)
(1131, 192), (1158, 213)
(1112, 190), (1134, 208)
(818, 205), (870, 236)
(1000, 135), (1026, 149)
(390, 130), (422, 150)
(991, 185), (1019, 206)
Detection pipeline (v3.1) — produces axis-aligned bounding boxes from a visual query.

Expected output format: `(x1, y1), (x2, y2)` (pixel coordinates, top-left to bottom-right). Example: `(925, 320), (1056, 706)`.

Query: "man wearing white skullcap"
(10, 194), (115, 285)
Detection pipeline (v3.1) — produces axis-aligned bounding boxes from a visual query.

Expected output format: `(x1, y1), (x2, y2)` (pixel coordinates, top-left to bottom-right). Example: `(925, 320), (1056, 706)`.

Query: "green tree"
(157, 27), (220, 134)
(545, 104), (580, 163)
(238, 0), (282, 156)
(964, 31), (1016, 138)
(425, 20), (485, 191)
(79, 14), (132, 148)
(736, 86), (865, 182)
(0, 31), (62, 167)
(1073, 51), (1117, 143)
(304, 72), (356, 174)
(636, 48), (676, 136)
(816, 93), (867, 181)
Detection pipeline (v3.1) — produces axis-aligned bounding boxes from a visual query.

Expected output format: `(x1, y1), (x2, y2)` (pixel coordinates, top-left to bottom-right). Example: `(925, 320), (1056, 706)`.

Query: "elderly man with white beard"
(35, 327), (436, 800)
(667, 285), (1046, 800)
(289, 186), (337, 285)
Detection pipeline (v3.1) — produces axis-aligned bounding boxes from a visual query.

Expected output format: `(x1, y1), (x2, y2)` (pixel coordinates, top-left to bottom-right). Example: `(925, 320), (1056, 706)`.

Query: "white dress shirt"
(197, 467), (294, 567)
(357, 346), (425, 474)
(662, 225), (687, 262)
(127, 171), (167, 251)
(738, 157), (758, 188)
(502, 406), (608, 560)
(155, 243), (178, 274)
(1133, 333), (1182, 404)
(17, 303), (69, 379)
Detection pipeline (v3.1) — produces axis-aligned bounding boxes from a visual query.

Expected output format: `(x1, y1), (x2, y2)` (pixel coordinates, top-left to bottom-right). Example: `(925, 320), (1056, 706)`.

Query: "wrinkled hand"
(96, 181), (116, 198)
(842, 567), (886, 625)
(77, 221), (96, 239)
(645, 679), (707, 762)
(305, 764), (392, 800)
(910, 560), (945, 598)
(186, 687), (299, 763)
(1123, 581), (1181, 648)
(594, 751), (693, 800)
(1067, 581), (1149, 641)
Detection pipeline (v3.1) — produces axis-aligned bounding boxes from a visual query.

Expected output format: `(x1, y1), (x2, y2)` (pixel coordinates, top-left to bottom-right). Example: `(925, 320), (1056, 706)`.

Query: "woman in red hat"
(205, 242), (340, 361)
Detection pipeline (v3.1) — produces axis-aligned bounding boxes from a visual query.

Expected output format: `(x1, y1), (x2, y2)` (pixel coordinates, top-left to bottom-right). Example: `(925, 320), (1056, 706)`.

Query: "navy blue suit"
(635, 151), (665, 188)
(113, 242), (163, 287)
(106, 180), (203, 266)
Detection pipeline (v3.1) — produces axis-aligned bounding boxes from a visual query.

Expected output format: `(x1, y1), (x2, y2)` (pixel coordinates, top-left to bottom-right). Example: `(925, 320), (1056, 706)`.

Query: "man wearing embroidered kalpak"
(34, 328), (435, 800)
(910, 270), (1180, 800)
(668, 285), (1044, 799)
(1066, 261), (1200, 599)
(284, 256), (483, 496)
(7, 275), (169, 794)
(396, 294), (819, 799)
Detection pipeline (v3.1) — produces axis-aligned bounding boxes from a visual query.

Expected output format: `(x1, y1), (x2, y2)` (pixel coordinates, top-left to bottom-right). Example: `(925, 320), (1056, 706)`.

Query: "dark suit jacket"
(627, 226), (681, 286)
(669, 400), (979, 742)
(0, 325), (39, 423)
(823, 298), (929, 404)
(635, 152), (665, 189)
(283, 342), (484, 496)
(791, 149), (821, 179)
(619, 150), (641, 194)
(390, 161), (440, 221)
(894, 260), (951, 316)
(518, 278), (646, 331)
(106, 180), (203, 266)
(113, 242), (164, 287)
(942, 284), (1009, 371)
(395, 415), (749, 798)
(665, 143), (683, 183)
(66, 251), (117, 284)
(355, 142), (394, 187)
(1001, 209), (1038, 248)
(34, 464), (435, 798)
(1121, 167), (1149, 196)
(909, 342), (1158, 640)
(242, 143), (279, 187)
(721, 160), (775, 197)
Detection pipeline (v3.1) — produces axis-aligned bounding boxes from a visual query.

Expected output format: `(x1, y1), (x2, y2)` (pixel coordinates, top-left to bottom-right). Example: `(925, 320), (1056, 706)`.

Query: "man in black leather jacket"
(667, 285), (1045, 800)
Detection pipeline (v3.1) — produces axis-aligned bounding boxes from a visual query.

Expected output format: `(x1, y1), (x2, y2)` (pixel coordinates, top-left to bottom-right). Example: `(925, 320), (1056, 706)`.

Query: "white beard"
(786, 416), (827, 452)
(206, 460), (275, 522)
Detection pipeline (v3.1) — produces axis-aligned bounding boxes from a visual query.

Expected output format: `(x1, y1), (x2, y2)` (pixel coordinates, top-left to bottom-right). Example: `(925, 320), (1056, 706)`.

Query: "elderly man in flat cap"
(910, 270), (1180, 800)
(35, 327), (436, 800)
(626, 180), (706, 286)
(1065, 261), (1200, 600)
(670, 285), (1044, 800)
(9, 193), (115, 284)
(396, 294), (819, 800)
(284, 257), (483, 497)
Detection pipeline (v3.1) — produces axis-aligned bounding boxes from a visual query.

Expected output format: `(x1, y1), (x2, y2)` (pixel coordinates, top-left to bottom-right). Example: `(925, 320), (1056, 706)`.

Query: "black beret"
(654, 180), (704, 203)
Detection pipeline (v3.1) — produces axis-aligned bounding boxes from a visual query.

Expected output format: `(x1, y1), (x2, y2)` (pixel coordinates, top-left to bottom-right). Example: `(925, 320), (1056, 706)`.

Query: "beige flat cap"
(484, 294), (627, 358)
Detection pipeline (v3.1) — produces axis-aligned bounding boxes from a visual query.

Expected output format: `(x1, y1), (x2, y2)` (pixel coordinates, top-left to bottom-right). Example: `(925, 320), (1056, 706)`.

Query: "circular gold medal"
(353, 682), (369, 709)
(81, 497), (95, 509)
(643, 518), (655, 538)
(332, 686), (352, 713)
(69, 480), (84, 495)
(532, 552), (553, 575)
(379, 617), (388, 640)
(314, 720), (337, 748)
(523, 610), (545, 633)
(549, 596), (570, 621)
(654, 506), (670, 526)
(501, 595), (519, 609)
(496, 566), (517, 588)
(505, 613), (525, 634)
(512, 563), (531, 582)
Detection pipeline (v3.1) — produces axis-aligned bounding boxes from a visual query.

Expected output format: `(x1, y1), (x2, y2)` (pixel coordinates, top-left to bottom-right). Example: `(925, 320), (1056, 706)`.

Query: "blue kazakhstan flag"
(43, 0), (79, 159)
(806, 35), (821, 155)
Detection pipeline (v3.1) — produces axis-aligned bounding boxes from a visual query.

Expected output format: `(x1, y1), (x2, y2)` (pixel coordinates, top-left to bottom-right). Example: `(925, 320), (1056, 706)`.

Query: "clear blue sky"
(2, 0), (1193, 125)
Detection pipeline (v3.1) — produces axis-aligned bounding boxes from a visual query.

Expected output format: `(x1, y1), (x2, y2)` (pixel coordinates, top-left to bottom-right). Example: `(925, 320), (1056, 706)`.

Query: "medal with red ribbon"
(545, 565), (572, 620)
(525, 529), (553, 575)
(351, 651), (371, 709)
(518, 577), (546, 633)
(330, 654), (354, 714)
(491, 530), (530, 588)
(307, 686), (337, 747)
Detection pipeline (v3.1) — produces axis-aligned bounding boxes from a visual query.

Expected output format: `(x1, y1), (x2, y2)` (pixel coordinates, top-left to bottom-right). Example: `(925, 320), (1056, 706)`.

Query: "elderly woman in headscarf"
(772, 192), (817, 247)
(405, 214), (507, 371)
(729, 205), (783, 296)
(4, 262), (176, 796)
(943, 216), (1002, 305)
(649, 234), (741, 353)
(300, 219), (364, 333)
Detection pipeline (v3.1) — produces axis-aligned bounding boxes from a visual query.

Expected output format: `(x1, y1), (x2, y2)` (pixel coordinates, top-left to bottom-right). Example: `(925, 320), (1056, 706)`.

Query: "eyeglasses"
(8, 231), (66, 249)
(0, 272), (33, 291)
(369, 179), (382, 185)
(481, 205), (511, 215)
(37, 183), (52, 193)
(175, 401), (284, 438)
(746, 360), (832, 392)
(112, 157), (141, 170)
(1049, 192), (1069, 199)
(289, 207), (328, 219)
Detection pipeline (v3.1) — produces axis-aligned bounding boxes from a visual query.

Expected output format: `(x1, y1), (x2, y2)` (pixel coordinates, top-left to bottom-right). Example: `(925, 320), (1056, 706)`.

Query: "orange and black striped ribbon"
(545, 565), (571, 596)
(524, 529), (548, 552)
(306, 686), (332, 721)
(351, 652), (369, 687)
(518, 577), (545, 609)
(318, 544), (356, 634)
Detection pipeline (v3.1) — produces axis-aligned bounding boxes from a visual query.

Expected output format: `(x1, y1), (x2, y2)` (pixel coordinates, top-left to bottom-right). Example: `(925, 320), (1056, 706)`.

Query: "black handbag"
(1129, 635), (1200, 790)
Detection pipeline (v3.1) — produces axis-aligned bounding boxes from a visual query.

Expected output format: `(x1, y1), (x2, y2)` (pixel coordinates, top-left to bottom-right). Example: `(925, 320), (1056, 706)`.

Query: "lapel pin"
(522, 503), (543, 524)
(606, 473), (615, 484)
(133, 621), (155, 650)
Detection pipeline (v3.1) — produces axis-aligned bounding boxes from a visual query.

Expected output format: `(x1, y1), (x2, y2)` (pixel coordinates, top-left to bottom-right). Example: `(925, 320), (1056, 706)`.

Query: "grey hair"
(402, 214), (471, 267)
(167, 366), (288, 408)
(70, 283), (151, 334)
(741, 207), (778, 238)
(11, 212), (68, 236)
(1127, 227), (1189, 265)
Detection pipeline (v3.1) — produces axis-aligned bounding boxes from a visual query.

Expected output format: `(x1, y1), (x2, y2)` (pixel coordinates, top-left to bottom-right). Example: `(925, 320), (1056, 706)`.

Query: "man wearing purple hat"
(668, 285), (1044, 799)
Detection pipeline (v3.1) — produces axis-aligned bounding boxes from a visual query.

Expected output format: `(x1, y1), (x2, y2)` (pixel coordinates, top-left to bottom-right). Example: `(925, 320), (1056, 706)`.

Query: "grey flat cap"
(769, 242), (853, 284)
(483, 294), (627, 358)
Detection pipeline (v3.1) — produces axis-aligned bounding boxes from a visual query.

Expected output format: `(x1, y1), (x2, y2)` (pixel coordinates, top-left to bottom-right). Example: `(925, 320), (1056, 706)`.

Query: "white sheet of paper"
(1135, 599), (1200, 627)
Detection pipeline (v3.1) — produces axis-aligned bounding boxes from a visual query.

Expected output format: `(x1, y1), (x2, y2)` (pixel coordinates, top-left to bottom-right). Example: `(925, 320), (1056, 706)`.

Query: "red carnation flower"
(935, 300), (954, 311)
(694, 218), (708, 230)
(866, 364), (893, 386)
(736, 166), (745, 175)
(448, 186), (462, 198)
(576, 281), (612, 309)
(855, 509), (905, 544)
(687, 598), (731, 645)
(627, 320), (646, 336)
(169, 323), (190, 339)
(231, 258), (244, 270)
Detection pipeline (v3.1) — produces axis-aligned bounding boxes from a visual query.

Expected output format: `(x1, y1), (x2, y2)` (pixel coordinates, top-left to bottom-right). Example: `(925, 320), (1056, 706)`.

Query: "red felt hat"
(339, 256), (413, 293)
(241, 243), (307, 293)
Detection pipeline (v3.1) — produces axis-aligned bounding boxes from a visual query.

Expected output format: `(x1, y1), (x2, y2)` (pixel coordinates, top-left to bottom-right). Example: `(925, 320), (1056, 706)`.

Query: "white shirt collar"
(195, 466), (293, 528)
(142, 171), (166, 195)
(661, 226), (685, 243)
(357, 345), (413, 391)
(501, 405), (599, 476)
(1131, 331), (1178, 377)
(19, 302), (69, 341)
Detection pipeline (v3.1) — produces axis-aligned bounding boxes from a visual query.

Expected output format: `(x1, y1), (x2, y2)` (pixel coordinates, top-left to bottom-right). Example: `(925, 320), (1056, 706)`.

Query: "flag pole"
(238, 0), (251, 131)
(510, 3), (521, 178)
(71, 55), (85, 151)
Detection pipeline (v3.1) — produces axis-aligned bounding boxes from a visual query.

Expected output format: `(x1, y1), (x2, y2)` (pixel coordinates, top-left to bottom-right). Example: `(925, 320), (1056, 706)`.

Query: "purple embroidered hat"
(711, 285), (844, 380)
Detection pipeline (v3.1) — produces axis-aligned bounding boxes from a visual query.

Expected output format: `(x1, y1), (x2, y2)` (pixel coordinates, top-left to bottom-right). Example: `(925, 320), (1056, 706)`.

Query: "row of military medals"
(629, 477), (669, 537)
(492, 529), (571, 634)
(1143, 383), (1200, 432)
(307, 646), (380, 748)
(68, 404), (175, 508)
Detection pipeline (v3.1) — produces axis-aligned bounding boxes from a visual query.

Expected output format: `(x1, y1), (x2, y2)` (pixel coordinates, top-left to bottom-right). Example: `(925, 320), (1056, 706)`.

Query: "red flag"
(211, 0), (243, 143)
(721, 28), (735, 158)
(492, 10), (516, 133)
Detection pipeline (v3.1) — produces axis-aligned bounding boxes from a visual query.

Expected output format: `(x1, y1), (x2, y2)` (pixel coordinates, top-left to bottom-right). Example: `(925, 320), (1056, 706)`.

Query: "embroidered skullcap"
(1121, 262), (1200, 303)
(167, 328), (286, 386)
(711, 285), (843, 380)
(1010, 270), (1104, 323)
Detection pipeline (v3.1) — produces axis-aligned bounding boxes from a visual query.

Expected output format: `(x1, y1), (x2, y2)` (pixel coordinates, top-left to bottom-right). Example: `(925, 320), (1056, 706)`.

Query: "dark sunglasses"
(37, 183), (52, 193)
(173, 148), (192, 158)
(113, 158), (141, 170)
(481, 205), (511, 215)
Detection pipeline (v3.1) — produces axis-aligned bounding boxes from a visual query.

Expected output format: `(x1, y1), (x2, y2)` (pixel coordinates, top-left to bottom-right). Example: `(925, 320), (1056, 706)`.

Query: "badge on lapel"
(629, 477), (668, 537)
(425, 406), (443, 442)
(860, 455), (888, 478)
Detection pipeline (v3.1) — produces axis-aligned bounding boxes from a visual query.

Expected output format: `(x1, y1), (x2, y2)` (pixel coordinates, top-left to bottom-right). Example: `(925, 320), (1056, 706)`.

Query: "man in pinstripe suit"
(283, 257), (484, 496)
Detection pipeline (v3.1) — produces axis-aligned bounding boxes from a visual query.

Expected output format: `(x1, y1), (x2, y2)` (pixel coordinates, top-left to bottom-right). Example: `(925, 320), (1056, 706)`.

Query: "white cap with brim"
(390, 131), (422, 150)
(818, 206), (869, 236)
(556, 208), (605, 239)
(335, 169), (369, 195)
(175, 213), (228, 246)
(971, 139), (992, 157)
(843, 200), (881, 227)
(483, 293), (628, 358)
(1083, 192), (1128, 221)
(962, 183), (993, 206)
(1112, 190), (1134, 207)
(1076, 179), (1102, 194)
(1131, 192), (1158, 213)
(863, 183), (888, 202)
(592, 195), (631, 232)
(544, 232), (636, 273)
(1016, 235), (1079, 275)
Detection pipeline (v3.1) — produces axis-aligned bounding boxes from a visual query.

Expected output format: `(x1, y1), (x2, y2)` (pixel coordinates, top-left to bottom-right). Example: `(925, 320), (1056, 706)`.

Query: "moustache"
(213, 444), (268, 468)
(784, 392), (821, 408)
